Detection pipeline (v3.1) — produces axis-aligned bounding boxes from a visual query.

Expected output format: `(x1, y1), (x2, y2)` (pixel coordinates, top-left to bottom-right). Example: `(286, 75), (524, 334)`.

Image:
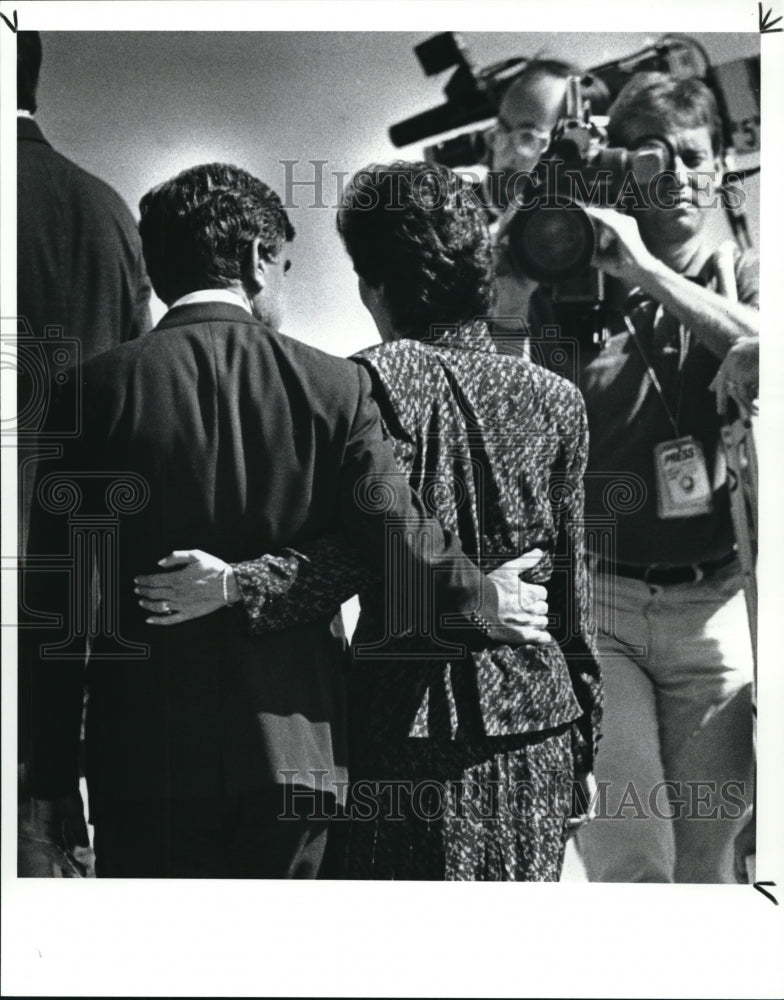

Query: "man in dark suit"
(16, 31), (151, 876)
(16, 31), (151, 549)
(24, 163), (536, 878)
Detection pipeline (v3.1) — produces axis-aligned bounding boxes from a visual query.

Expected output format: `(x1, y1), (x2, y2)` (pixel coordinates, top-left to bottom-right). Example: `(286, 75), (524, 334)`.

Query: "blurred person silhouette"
(17, 30), (151, 876)
(17, 30), (152, 549)
(483, 59), (609, 347)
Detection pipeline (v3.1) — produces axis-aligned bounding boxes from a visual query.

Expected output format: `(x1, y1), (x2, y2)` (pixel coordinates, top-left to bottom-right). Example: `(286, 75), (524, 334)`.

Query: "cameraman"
(529, 72), (758, 883)
(485, 60), (610, 341)
(483, 59), (576, 339)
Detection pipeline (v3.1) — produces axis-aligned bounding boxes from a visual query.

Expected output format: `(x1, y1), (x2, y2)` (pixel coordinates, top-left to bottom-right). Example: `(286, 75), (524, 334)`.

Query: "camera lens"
(507, 203), (595, 283)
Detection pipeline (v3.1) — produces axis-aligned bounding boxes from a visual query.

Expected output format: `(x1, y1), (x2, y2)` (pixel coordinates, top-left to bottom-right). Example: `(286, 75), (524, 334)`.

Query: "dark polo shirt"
(529, 247), (758, 566)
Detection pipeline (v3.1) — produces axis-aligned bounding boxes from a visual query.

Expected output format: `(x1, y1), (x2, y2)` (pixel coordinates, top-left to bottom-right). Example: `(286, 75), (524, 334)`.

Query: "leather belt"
(595, 551), (737, 586)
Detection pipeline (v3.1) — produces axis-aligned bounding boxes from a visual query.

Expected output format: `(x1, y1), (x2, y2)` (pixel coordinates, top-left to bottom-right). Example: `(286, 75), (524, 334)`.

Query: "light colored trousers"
(577, 561), (754, 883)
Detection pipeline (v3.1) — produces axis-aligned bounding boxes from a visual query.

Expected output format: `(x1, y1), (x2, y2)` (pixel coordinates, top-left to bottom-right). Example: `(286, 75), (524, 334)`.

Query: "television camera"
(389, 33), (760, 345)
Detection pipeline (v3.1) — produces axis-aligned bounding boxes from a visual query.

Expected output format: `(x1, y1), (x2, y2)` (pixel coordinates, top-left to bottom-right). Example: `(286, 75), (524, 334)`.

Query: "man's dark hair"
(138, 163), (295, 304)
(607, 71), (723, 155)
(17, 31), (42, 114)
(337, 161), (493, 338)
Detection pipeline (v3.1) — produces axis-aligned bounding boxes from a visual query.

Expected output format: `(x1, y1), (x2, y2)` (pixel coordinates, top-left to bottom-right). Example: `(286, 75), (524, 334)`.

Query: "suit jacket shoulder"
(82, 308), (367, 427)
(17, 119), (151, 358)
(18, 119), (139, 236)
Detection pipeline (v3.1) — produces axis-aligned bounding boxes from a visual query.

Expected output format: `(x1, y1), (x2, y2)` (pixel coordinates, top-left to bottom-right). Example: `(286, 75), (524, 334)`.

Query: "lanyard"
(624, 310), (691, 438)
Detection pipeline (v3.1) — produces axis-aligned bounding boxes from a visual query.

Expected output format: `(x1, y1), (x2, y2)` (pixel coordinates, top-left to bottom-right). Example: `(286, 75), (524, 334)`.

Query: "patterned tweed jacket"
(234, 323), (602, 772)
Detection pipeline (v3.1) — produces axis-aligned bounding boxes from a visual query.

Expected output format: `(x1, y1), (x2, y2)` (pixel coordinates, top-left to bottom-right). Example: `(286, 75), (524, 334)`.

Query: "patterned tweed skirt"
(343, 724), (574, 881)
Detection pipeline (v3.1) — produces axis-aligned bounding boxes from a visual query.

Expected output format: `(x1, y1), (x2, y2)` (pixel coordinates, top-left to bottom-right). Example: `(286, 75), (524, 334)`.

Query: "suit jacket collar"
(17, 117), (49, 145)
(155, 300), (268, 333)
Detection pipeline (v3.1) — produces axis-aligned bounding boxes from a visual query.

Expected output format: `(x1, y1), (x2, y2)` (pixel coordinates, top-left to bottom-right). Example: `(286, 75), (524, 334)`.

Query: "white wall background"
(33, 31), (760, 355)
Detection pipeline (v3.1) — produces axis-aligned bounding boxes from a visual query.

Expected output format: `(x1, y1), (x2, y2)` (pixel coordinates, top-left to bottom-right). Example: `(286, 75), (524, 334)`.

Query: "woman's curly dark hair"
(139, 163), (295, 304)
(337, 161), (494, 338)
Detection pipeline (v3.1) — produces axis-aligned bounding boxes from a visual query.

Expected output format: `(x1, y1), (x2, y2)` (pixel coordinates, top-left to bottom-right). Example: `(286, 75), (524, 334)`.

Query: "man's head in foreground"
(139, 163), (295, 327)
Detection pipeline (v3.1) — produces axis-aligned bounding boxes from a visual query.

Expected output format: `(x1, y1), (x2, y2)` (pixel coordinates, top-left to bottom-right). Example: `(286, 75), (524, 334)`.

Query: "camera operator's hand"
(584, 205), (657, 284)
(586, 206), (759, 362)
(710, 337), (759, 417)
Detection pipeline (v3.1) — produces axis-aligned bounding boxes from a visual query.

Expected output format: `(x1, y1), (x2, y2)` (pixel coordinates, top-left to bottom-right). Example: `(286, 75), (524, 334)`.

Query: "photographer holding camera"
(484, 60), (611, 342)
(482, 59), (576, 339)
(528, 71), (759, 883)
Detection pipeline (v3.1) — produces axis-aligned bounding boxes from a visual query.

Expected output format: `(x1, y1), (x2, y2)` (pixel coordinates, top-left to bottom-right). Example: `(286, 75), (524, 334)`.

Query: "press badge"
(653, 435), (714, 519)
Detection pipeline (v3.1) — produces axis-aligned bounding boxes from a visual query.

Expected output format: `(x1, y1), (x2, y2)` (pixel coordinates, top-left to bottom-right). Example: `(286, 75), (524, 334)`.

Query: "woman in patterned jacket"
(136, 162), (602, 880)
